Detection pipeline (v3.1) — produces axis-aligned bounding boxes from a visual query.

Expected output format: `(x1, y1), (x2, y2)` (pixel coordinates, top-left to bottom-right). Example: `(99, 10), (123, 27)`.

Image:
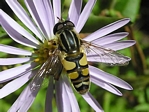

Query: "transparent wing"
(9, 49), (63, 111)
(82, 40), (131, 66)
(29, 49), (63, 95)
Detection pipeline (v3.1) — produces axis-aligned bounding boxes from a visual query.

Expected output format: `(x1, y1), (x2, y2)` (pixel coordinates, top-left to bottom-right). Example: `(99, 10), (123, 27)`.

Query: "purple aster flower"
(0, 0), (135, 112)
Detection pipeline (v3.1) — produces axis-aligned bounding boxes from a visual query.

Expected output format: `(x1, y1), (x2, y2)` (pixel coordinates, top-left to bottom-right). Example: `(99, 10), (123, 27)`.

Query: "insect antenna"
(57, 17), (65, 23)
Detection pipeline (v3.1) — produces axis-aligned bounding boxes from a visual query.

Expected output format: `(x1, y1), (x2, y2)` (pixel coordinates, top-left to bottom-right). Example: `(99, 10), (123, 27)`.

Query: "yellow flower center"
(32, 39), (58, 65)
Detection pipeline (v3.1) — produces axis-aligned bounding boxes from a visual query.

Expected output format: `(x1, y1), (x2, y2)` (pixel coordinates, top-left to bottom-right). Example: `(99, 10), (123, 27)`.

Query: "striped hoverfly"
(29, 19), (131, 95)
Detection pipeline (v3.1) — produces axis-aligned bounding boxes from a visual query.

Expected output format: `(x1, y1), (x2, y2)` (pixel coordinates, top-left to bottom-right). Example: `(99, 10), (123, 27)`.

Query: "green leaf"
(0, 100), (11, 112)
(103, 93), (112, 112)
(92, 0), (101, 15)
(135, 103), (149, 111)
(114, 0), (141, 22)
(0, 38), (12, 45)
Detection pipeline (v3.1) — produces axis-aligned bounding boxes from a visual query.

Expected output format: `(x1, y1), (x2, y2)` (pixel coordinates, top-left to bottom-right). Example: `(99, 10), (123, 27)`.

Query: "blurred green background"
(0, 0), (149, 112)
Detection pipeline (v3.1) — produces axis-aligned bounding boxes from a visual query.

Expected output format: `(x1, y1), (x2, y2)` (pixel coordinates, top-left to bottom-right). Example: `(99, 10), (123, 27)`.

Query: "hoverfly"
(29, 19), (131, 96)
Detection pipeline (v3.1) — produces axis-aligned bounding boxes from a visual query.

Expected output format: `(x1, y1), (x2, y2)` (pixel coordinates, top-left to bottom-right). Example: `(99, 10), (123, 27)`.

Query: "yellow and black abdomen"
(61, 52), (90, 94)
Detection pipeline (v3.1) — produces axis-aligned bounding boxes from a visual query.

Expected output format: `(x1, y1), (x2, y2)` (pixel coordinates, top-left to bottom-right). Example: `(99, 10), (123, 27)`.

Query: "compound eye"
(53, 23), (64, 34)
(65, 21), (75, 27)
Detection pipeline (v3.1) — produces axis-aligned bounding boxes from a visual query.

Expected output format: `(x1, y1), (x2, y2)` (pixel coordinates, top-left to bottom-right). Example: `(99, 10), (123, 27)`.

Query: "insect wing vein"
(82, 40), (131, 66)
(30, 49), (61, 91)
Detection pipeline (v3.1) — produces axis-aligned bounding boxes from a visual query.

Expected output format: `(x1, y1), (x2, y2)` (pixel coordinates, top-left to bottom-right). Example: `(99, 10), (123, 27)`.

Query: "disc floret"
(33, 39), (58, 65)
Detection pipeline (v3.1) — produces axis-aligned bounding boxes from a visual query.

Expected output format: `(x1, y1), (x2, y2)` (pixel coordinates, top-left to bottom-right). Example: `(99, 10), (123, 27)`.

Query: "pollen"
(34, 58), (40, 62)
(32, 40), (58, 65)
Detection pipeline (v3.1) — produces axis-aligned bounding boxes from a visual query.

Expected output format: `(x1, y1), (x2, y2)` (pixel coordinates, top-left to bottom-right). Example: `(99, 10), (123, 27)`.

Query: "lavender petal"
(91, 75), (122, 96)
(17, 65), (47, 111)
(0, 70), (36, 99)
(0, 9), (39, 45)
(6, 0), (43, 41)
(63, 76), (80, 112)
(89, 65), (133, 90)
(55, 77), (71, 112)
(76, 0), (97, 33)
(92, 32), (129, 45)
(43, 0), (55, 37)
(82, 92), (104, 112)
(0, 57), (31, 65)
(53, 0), (61, 23)
(0, 14), (38, 48)
(68, 0), (82, 26)
(103, 40), (136, 51)
(8, 81), (38, 112)
(0, 44), (32, 56)
(24, 0), (48, 39)
(83, 18), (130, 41)
(0, 63), (35, 83)
(8, 86), (32, 112)
(32, 0), (52, 38)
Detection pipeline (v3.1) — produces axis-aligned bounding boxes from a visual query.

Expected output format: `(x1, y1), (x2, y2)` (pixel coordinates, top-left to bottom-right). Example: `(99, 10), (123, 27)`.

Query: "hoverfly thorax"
(53, 20), (81, 54)
(53, 20), (90, 94)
